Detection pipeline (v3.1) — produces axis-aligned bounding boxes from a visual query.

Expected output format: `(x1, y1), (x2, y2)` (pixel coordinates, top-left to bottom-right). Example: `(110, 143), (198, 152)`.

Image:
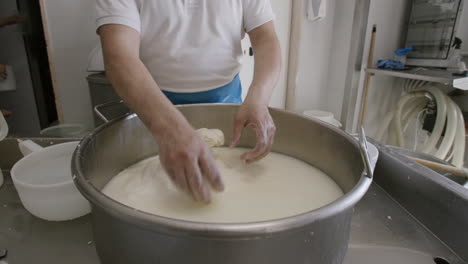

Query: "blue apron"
(163, 74), (242, 105)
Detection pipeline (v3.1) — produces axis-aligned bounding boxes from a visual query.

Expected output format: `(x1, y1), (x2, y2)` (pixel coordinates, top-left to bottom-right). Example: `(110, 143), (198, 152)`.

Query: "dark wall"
(0, 0), (57, 136)
(17, 0), (57, 128)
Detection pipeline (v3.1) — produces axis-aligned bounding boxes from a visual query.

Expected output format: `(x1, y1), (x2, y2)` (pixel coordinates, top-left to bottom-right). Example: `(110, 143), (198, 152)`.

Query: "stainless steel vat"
(72, 104), (372, 264)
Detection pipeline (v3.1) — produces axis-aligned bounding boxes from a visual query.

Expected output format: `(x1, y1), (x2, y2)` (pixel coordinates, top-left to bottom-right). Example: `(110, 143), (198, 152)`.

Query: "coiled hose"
(377, 85), (465, 168)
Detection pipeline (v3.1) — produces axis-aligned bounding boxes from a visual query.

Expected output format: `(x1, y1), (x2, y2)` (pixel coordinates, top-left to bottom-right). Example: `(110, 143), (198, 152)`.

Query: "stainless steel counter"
(0, 171), (463, 264)
(0, 171), (98, 264)
(0, 138), (466, 264)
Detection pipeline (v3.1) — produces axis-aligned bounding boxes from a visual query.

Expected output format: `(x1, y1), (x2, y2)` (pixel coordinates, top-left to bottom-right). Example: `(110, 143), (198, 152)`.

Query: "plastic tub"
(11, 141), (90, 221)
(303, 110), (342, 128)
(40, 124), (87, 138)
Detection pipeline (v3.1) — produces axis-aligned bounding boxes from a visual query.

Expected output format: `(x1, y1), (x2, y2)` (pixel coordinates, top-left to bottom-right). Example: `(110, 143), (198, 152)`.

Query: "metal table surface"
(0, 170), (463, 264)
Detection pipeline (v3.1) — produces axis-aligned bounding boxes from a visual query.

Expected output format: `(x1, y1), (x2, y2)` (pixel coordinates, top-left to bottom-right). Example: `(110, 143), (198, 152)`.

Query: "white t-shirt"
(96, 0), (275, 93)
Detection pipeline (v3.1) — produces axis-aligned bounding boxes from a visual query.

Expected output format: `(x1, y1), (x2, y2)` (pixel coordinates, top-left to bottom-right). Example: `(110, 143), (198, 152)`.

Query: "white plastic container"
(11, 141), (91, 221)
(303, 110), (342, 128)
(40, 124), (87, 138)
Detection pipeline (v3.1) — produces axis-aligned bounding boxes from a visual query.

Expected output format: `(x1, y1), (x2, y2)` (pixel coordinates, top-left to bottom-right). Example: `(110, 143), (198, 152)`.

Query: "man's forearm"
(245, 23), (282, 106)
(100, 24), (192, 139)
(105, 57), (191, 137)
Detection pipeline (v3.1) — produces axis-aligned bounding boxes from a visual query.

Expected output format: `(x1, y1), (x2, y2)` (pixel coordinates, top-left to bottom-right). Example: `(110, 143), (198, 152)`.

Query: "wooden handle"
(408, 156), (468, 179)
(359, 25), (377, 126)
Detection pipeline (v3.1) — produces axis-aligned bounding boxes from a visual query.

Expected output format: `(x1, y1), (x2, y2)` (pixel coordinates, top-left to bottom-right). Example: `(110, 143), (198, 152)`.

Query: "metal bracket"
(359, 126), (373, 179)
(93, 100), (125, 123)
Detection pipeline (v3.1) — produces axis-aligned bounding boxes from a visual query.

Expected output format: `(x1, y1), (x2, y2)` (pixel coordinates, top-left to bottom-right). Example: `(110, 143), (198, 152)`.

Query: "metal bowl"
(72, 104), (372, 264)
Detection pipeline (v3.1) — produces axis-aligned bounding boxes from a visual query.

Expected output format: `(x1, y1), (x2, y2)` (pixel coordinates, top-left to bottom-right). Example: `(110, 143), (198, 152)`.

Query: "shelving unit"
(365, 67), (468, 90)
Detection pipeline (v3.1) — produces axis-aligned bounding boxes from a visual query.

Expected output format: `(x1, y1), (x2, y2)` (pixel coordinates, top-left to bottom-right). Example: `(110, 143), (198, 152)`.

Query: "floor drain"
(434, 257), (450, 264)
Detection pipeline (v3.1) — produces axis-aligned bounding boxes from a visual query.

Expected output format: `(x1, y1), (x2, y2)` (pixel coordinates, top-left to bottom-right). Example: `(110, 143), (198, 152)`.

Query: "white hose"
(411, 109), (427, 151)
(393, 92), (428, 147)
(435, 97), (458, 160)
(416, 86), (447, 154)
(402, 97), (426, 122)
(403, 106), (426, 136)
(378, 84), (465, 169)
(447, 146), (455, 161)
(405, 79), (428, 93)
(402, 99), (428, 131)
(413, 80), (428, 91)
(407, 80), (417, 91)
(377, 96), (415, 142)
(451, 100), (465, 168)
(376, 96), (427, 143)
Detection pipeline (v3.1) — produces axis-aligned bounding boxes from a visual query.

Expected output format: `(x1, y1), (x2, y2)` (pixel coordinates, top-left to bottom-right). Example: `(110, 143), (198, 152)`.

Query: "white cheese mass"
(102, 147), (344, 223)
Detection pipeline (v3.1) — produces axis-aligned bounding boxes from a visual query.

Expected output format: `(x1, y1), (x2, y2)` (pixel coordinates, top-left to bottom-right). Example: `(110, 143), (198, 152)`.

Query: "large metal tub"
(72, 104), (371, 264)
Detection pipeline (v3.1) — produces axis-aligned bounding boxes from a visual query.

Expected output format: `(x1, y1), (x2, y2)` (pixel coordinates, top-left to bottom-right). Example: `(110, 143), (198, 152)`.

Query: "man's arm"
(99, 25), (223, 202)
(230, 21), (282, 162)
(245, 21), (282, 105)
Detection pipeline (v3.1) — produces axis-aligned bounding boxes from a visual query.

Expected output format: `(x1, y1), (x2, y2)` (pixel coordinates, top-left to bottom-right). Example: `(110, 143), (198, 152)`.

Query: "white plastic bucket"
(303, 110), (342, 128)
(11, 141), (91, 221)
(40, 124), (87, 138)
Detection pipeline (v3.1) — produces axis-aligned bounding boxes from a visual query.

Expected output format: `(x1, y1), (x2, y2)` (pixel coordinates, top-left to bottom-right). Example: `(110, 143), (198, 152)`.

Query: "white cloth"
(95, 0), (275, 93)
(307, 0), (327, 22)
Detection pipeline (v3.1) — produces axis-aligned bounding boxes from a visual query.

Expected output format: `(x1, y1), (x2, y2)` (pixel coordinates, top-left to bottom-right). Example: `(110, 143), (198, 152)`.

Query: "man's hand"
(158, 126), (224, 203)
(0, 64), (6, 80)
(230, 21), (281, 163)
(99, 24), (224, 203)
(230, 103), (276, 163)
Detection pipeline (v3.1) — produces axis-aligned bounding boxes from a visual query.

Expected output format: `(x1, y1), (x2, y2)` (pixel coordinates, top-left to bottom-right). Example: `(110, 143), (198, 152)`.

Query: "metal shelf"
(365, 68), (468, 90)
